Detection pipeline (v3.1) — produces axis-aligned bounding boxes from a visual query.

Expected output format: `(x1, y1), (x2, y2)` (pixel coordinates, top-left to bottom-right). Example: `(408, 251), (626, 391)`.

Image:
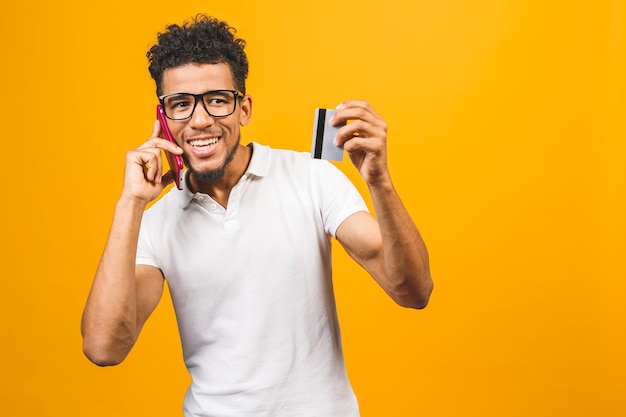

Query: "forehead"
(161, 63), (235, 95)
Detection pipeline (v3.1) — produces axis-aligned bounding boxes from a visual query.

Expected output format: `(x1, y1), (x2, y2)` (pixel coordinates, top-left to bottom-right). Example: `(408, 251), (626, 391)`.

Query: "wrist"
(366, 170), (393, 190)
(117, 193), (150, 212)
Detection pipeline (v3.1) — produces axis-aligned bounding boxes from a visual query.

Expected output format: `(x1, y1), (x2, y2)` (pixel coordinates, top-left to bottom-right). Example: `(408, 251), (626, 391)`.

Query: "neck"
(188, 144), (252, 207)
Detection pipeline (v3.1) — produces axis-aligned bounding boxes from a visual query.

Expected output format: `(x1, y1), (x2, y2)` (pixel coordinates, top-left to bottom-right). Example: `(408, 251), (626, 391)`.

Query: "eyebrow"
(164, 93), (193, 101)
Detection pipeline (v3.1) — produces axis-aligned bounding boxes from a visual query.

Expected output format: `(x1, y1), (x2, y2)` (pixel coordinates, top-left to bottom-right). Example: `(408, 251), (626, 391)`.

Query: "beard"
(183, 138), (240, 183)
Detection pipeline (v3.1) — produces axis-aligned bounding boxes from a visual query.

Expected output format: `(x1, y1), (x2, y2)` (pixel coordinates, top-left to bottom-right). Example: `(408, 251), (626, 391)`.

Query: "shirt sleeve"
(310, 159), (368, 238)
(136, 216), (160, 268)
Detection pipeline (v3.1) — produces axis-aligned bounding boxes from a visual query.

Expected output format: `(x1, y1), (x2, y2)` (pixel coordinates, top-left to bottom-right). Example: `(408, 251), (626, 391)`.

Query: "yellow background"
(1, 1), (624, 416)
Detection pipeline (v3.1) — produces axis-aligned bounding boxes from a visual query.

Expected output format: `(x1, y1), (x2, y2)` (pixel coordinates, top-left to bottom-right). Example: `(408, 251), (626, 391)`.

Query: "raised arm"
(333, 101), (433, 309)
(81, 121), (183, 365)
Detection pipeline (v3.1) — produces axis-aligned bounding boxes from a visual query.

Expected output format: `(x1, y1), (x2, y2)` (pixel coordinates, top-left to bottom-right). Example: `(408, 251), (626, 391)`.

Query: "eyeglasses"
(158, 89), (244, 120)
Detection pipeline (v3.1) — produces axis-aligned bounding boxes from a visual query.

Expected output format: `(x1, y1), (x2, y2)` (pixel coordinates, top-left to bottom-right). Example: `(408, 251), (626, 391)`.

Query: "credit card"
(311, 108), (344, 161)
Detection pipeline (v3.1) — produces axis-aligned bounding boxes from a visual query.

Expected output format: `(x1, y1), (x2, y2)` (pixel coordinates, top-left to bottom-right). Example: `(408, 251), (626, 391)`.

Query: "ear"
(239, 94), (252, 126)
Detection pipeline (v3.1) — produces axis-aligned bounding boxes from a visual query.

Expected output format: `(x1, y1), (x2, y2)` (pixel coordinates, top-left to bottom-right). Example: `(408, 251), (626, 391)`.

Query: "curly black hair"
(147, 14), (249, 96)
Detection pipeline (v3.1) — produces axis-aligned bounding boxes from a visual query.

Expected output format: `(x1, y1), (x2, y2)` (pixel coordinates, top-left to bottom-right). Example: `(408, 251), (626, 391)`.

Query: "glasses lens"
(163, 94), (196, 120)
(162, 90), (238, 120)
(202, 90), (237, 117)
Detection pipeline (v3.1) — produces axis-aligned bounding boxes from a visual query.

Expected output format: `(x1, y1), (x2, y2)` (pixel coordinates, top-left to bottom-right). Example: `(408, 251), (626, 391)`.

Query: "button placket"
(222, 176), (249, 232)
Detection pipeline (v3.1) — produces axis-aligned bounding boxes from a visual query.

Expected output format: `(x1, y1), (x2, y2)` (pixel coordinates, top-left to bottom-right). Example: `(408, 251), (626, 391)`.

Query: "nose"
(188, 101), (215, 129)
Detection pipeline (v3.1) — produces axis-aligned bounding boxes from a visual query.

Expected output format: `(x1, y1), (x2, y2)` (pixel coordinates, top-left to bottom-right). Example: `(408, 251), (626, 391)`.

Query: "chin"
(183, 155), (229, 183)
(192, 167), (227, 182)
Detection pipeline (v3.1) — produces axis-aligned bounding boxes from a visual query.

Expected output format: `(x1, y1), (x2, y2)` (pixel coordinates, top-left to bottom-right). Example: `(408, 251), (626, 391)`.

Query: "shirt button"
(211, 203), (217, 210)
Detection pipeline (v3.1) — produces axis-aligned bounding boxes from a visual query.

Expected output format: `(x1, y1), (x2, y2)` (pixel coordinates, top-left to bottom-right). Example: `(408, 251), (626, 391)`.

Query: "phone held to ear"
(156, 104), (184, 190)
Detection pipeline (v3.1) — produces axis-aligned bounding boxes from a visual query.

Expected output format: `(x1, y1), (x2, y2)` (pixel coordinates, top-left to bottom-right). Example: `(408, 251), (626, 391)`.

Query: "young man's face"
(160, 63), (251, 184)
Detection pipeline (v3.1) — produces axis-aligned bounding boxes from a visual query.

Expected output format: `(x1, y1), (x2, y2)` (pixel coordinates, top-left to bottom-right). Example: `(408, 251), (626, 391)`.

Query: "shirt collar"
(178, 142), (269, 208)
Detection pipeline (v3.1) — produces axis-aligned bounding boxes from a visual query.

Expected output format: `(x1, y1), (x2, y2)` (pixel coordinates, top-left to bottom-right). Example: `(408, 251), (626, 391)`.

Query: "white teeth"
(190, 138), (219, 147)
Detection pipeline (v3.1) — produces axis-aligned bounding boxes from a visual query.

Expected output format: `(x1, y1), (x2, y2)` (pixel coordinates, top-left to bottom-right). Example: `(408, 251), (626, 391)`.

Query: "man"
(82, 14), (433, 417)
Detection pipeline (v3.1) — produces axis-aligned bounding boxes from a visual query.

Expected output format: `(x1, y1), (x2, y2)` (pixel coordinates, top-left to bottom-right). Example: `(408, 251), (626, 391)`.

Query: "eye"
(206, 96), (228, 106)
(205, 92), (232, 106)
(165, 94), (194, 110)
(170, 99), (192, 108)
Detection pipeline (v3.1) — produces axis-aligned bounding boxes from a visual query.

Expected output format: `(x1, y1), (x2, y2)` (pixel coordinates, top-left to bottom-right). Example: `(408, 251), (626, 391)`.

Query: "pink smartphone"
(156, 104), (184, 190)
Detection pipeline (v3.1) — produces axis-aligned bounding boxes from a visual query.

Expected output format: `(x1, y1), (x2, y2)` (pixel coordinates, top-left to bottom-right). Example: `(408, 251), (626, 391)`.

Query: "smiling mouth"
(189, 137), (220, 148)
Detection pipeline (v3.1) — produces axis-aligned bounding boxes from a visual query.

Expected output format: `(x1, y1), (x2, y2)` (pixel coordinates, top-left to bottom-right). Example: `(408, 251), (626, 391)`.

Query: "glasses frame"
(158, 89), (244, 120)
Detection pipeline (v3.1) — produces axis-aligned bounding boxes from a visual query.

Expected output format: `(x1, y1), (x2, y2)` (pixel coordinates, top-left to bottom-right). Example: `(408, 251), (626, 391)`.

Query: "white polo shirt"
(137, 143), (367, 417)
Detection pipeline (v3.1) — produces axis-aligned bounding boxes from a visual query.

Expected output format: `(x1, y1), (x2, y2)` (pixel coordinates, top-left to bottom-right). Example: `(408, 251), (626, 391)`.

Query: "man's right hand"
(121, 120), (184, 205)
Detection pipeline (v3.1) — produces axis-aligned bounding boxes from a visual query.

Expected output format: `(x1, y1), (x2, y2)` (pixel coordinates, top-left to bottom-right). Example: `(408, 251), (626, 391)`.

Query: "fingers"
(127, 126), (183, 186)
(330, 101), (388, 150)
(138, 136), (165, 183)
(119, 120), (186, 204)
(145, 119), (183, 154)
(145, 152), (162, 184)
(129, 145), (163, 184)
(330, 101), (383, 130)
(151, 119), (161, 139)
